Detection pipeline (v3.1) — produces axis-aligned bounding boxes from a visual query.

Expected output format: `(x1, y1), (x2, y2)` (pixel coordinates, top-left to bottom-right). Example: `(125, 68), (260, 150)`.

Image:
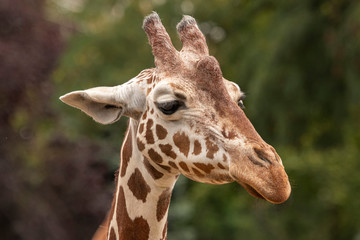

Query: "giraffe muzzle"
(230, 164), (291, 203)
(228, 147), (291, 204)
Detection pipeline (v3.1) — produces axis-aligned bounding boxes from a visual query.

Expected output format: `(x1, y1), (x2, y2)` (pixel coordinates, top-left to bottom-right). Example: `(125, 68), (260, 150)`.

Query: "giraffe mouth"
(229, 171), (267, 201)
(229, 165), (291, 204)
(240, 183), (265, 200)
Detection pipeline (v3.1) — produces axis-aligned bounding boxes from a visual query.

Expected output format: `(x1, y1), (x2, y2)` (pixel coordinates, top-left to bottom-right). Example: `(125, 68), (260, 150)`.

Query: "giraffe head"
(60, 13), (291, 204)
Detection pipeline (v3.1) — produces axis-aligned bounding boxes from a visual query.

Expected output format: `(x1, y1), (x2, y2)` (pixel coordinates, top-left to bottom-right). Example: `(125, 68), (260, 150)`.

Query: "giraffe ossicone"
(60, 12), (291, 240)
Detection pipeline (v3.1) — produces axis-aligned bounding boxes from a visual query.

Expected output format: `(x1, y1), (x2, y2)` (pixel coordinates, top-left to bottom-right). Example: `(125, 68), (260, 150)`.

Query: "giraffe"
(60, 13), (291, 240)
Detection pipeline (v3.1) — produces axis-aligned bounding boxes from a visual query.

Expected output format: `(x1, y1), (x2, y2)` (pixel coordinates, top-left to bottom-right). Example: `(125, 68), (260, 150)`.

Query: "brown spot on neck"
(157, 163), (172, 173)
(192, 140), (202, 155)
(161, 221), (168, 240)
(109, 227), (116, 240)
(173, 131), (190, 157)
(120, 129), (132, 177)
(205, 137), (219, 159)
(107, 171), (119, 238)
(156, 188), (172, 221)
(127, 168), (151, 202)
(193, 162), (215, 174)
(145, 119), (155, 144)
(116, 187), (150, 239)
(138, 123), (145, 134)
(168, 161), (179, 170)
(148, 148), (163, 163)
(156, 124), (168, 140)
(179, 161), (190, 172)
(142, 110), (147, 120)
(211, 173), (233, 183)
(192, 167), (205, 178)
(217, 162), (226, 169)
(137, 138), (145, 151)
(159, 144), (177, 159)
(143, 157), (164, 180)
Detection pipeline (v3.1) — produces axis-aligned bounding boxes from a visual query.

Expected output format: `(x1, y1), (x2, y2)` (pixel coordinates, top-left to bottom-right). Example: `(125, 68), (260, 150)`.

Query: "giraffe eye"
(157, 100), (183, 115)
(238, 100), (245, 109)
(238, 95), (246, 110)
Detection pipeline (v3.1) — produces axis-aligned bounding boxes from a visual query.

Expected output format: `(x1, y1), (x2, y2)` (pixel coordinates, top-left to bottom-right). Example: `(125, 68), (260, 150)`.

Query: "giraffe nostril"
(253, 148), (272, 165)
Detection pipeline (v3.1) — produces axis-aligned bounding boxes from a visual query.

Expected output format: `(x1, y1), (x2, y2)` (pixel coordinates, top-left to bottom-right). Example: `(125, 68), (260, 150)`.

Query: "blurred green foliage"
(1, 0), (359, 239)
(51, 0), (360, 239)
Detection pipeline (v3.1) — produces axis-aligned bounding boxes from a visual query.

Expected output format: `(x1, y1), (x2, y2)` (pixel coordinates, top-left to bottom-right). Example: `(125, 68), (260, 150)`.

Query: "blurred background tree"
(0, 0), (359, 239)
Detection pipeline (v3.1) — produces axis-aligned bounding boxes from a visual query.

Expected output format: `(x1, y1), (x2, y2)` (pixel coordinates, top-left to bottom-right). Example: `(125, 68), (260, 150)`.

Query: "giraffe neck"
(107, 119), (178, 240)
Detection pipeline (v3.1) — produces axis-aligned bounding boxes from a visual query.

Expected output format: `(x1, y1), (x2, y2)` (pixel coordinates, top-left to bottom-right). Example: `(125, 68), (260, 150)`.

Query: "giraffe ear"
(60, 84), (146, 124)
